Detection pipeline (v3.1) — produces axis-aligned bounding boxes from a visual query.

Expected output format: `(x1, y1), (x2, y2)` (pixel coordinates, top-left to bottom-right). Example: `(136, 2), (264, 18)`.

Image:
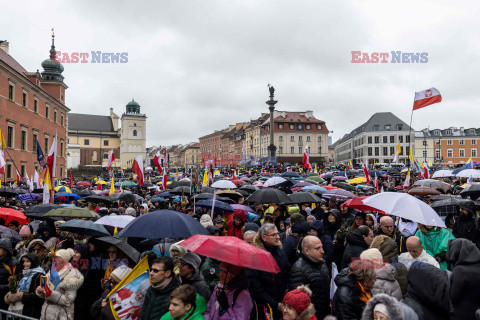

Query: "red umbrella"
(179, 235), (281, 273)
(231, 180), (247, 186)
(323, 186), (337, 190)
(77, 181), (91, 187)
(0, 208), (28, 225)
(341, 196), (384, 213)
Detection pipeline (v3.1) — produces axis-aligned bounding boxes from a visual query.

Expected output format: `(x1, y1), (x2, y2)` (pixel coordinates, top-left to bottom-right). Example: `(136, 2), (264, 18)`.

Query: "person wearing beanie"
(341, 225), (373, 269)
(4, 253), (45, 318)
(179, 252), (211, 302)
(281, 285), (316, 320)
(0, 238), (17, 311)
(349, 211), (366, 232)
(362, 294), (419, 320)
(365, 214), (378, 232)
(170, 241), (188, 275)
(35, 248), (84, 320)
(16, 224), (34, 258)
(227, 209), (246, 239)
(91, 266), (133, 320)
(200, 214), (214, 229)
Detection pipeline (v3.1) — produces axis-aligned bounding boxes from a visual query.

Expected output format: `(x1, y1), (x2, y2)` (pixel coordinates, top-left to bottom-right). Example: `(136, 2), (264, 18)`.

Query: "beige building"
(120, 99), (147, 168)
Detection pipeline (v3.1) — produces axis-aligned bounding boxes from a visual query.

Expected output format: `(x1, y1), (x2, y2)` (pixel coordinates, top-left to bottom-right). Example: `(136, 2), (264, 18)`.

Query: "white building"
(120, 99), (147, 168)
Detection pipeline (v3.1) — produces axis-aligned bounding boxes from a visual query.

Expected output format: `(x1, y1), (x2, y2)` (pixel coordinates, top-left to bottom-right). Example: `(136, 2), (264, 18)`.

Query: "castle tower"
(120, 99), (147, 169)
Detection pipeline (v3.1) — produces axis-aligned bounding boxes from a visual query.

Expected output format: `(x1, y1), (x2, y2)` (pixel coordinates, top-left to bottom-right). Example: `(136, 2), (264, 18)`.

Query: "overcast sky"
(2, 0), (480, 146)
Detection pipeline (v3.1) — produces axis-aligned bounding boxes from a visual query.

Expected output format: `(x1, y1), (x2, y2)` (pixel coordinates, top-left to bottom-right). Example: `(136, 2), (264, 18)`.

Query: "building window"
(279, 136), (283, 142)
(472, 149), (477, 157)
(436, 139), (440, 145)
(104, 140), (109, 146)
(383, 147), (388, 155)
(84, 139), (89, 145)
(21, 130), (26, 151)
(459, 140), (464, 145)
(45, 137), (49, 153)
(384, 124), (391, 131)
(318, 147), (322, 154)
(306, 124), (311, 129)
(289, 124), (295, 130)
(374, 136), (379, 143)
(103, 153), (108, 159)
(8, 84), (14, 100)
(54, 111), (57, 123)
(299, 136), (303, 142)
(92, 151), (98, 162)
(299, 147), (302, 154)
(373, 125), (380, 131)
(374, 147), (379, 156)
(60, 142), (64, 156)
(290, 136), (295, 142)
(368, 147), (372, 156)
(306, 136), (311, 142)
(61, 114), (64, 126)
(7, 125), (14, 148)
(32, 133), (37, 152)
(446, 129), (452, 135)
(447, 140), (452, 145)
(396, 124), (403, 130)
(472, 139), (477, 145)
(399, 136), (403, 143)
(390, 136), (394, 143)
(383, 136), (388, 143)
(290, 147), (294, 154)
(133, 130), (137, 136)
(447, 149), (453, 157)
(298, 124), (303, 130)
(6, 164), (12, 179)
(436, 150), (441, 159)
(459, 149), (465, 157)
(390, 146), (395, 155)
(21, 164), (25, 179)
(406, 135), (410, 143)
(45, 105), (49, 119)
(422, 140), (427, 146)
(423, 150), (427, 159)
(34, 99), (38, 113)
(22, 92), (27, 107)
(317, 124), (322, 130)
(434, 130), (440, 136)
(278, 124), (284, 129)
(60, 167), (63, 177)
(318, 136), (322, 142)
(279, 147), (283, 154)
(368, 136), (372, 144)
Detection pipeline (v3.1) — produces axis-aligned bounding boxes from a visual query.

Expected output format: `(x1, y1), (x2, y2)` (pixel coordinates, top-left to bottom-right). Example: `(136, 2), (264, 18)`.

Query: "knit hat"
(125, 208), (136, 217)
(0, 238), (13, 256)
(283, 285), (312, 315)
(200, 214), (214, 228)
(19, 225), (32, 238)
(374, 303), (389, 317)
(20, 253), (41, 269)
(110, 266), (132, 283)
(180, 252), (202, 273)
(360, 248), (383, 265)
(169, 241), (187, 257)
(55, 248), (75, 262)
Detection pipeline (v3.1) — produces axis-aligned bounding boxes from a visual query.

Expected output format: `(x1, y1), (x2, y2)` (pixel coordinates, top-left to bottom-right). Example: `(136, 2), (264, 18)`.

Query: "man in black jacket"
(289, 236), (330, 319)
(375, 216), (407, 254)
(453, 204), (480, 247)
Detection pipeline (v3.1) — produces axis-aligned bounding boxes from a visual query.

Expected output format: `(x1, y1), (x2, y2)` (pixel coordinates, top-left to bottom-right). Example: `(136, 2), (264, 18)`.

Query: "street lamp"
(266, 84), (277, 161)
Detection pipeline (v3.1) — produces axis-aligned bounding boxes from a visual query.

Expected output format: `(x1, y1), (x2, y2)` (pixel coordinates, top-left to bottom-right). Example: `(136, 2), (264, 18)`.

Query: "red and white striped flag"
(413, 88), (442, 111)
(16, 169), (21, 183)
(132, 155), (144, 187)
(302, 145), (312, 171)
(107, 149), (114, 170)
(0, 150), (5, 175)
(46, 131), (57, 185)
(362, 163), (371, 184)
(161, 170), (168, 190)
(423, 163), (430, 179)
(153, 150), (163, 175)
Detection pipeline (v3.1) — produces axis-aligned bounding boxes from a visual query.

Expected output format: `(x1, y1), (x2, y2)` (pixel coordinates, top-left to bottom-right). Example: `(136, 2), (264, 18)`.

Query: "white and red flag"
(161, 170), (168, 190)
(153, 150), (163, 175)
(34, 169), (41, 188)
(302, 145), (312, 171)
(132, 155), (144, 187)
(16, 169), (21, 183)
(0, 150), (5, 175)
(107, 149), (115, 170)
(423, 163), (430, 179)
(413, 88), (442, 111)
(46, 131), (57, 184)
(362, 163), (371, 184)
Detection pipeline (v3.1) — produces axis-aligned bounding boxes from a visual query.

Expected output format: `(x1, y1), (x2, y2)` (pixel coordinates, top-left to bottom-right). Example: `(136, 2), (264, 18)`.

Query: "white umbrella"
(211, 180), (237, 189)
(263, 176), (287, 187)
(413, 179), (451, 192)
(432, 170), (453, 178)
(94, 215), (135, 228)
(455, 169), (480, 179)
(363, 192), (446, 228)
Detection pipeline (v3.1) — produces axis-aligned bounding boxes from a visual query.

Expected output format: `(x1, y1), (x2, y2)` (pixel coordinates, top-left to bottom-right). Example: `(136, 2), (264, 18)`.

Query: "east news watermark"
(52, 51), (128, 63)
(351, 51), (428, 63)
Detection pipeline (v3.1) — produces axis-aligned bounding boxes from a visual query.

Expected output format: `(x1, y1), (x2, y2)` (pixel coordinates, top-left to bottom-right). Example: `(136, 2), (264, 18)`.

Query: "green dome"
(126, 99), (141, 114)
(126, 99), (140, 107)
(41, 38), (64, 83)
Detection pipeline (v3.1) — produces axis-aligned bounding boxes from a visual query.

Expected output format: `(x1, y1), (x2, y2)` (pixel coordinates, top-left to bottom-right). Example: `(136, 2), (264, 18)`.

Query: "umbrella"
(201, 186), (216, 194)
(115, 210), (208, 239)
(24, 203), (62, 217)
(252, 181), (264, 187)
(331, 176), (347, 181)
(408, 186), (441, 196)
(108, 192), (135, 204)
(211, 180), (237, 189)
(171, 186), (192, 195)
(0, 208), (28, 225)
(94, 215), (135, 228)
(303, 179), (320, 185)
(363, 192), (446, 228)
(76, 181), (91, 187)
(18, 193), (41, 202)
(291, 182), (312, 189)
(231, 180), (247, 187)
(288, 192), (323, 204)
(44, 207), (100, 219)
(192, 193), (215, 200)
(0, 225), (21, 241)
(94, 236), (140, 263)
(168, 181), (192, 189)
(413, 179), (451, 193)
(156, 191), (172, 198)
(302, 185), (327, 193)
(431, 198), (475, 217)
(179, 235), (280, 273)
(215, 190), (243, 200)
(308, 176), (325, 183)
(150, 197), (168, 203)
(333, 182), (357, 192)
(84, 195), (112, 204)
(245, 188), (292, 204)
(120, 181), (137, 188)
(196, 200), (234, 212)
(323, 189), (355, 200)
(322, 186), (337, 190)
(74, 189), (96, 197)
(54, 192), (81, 201)
(348, 177), (367, 185)
(341, 196), (384, 213)
(58, 219), (110, 237)
(432, 170), (453, 178)
(0, 187), (19, 197)
(54, 186), (72, 193)
(456, 169), (480, 179)
(459, 184), (480, 199)
(231, 204), (254, 214)
(263, 177), (287, 187)
(281, 172), (300, 178)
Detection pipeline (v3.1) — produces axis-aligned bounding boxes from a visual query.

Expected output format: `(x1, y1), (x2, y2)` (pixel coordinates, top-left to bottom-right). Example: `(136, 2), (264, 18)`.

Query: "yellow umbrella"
(54, 186), (72, 193)
(99, 180), (107, 185)
(348, 177), (367, 185)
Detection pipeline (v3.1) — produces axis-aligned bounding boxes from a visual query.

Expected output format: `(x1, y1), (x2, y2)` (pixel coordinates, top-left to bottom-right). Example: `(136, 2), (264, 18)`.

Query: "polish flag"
(413, 88), (442, 111)
(302, 145), (312, 171)
(153, 151), (163, 175)
(96, 180), (102, 190)
(69, 172), (74, 189)
(375, 172), (379, 191)
(34, 170), (41, 188)
(25, 172), (33, 192)
(423, 163), (430, 179)
(107, 149), (114, 170)
(0, 150), (5, 175)
(132, 155), (144, 187)
(46, 131), (57, 183)
(362, 163), (371, 184)
(161, 170), (168, 190)
(16, 169), (21, 183)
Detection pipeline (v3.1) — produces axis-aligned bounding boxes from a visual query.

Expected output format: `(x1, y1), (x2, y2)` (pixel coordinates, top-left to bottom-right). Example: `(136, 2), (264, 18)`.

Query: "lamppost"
(266, 84), (277, 161)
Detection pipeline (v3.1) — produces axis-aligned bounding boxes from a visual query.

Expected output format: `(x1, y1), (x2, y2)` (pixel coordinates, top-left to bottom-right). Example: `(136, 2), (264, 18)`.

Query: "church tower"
(41, 30), (67, 103)
(120, 99), (147, 169)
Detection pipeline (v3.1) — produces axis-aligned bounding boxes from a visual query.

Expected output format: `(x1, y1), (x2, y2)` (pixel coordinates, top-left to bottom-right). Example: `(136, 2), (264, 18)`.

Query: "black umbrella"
(239, 185), (259, 194)
(245, 188), (292, 204)
(0, 187), (19, 197)
(93, 236), (140, 263)
(431, 198), (476, 217)
(171, 186), (192, 195)
(168, 181), (191, 189)
(322, 173), (334, 180)
(460, 184), (480, 199)
(281, 172), (300, 178)
(236, 189), (250, 197)
(108, 192), (135, 204)
(201, 186), (215, 194)
(84, 195), (113, 204)
(24, 203), (62, 217)
(333, 181), (356, 192)
(192, 193), (215, 200)
(58, 219), (110, 237)
(288, 192), (323, 204)
(74, 189), (96, 197)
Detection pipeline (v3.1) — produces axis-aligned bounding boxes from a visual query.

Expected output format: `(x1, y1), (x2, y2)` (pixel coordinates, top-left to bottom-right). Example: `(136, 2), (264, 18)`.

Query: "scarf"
(356, 281), (371, 304)
(17, 266), (45, 293)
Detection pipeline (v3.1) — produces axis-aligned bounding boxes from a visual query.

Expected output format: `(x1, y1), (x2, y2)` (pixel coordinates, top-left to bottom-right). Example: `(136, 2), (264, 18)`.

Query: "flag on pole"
(69, 172), (73, 189)
(16, 169), (21, 183)
(403, 168), (411, 189)
(36, 140), (47, 168)
(153, 151), (163, 175)
(107, 149), (114, 170)
(314, 163), (318, 174)
(25, 172), (33, 192)
(109, 177), (115, 195)
(46, 131), (57, 184)
(34, 170), (41, 188)
(409, 147), (414, 164)
(362, 163), (371, 184)
(132, 155), (144, 187)
(393, 140), (401, 163)
(202, 167), (208, 186)
(96, 180), (102, 190)
(422, 163), (430, 179)
(175, 167), (179, 181)
(161, 169), (167, 191)
(0, 150), (5, 175)
(302, 145), (312, 171)
(413, 88), (442, 111)
(0, 129), (6, 150)
(44, 167), (52, 190)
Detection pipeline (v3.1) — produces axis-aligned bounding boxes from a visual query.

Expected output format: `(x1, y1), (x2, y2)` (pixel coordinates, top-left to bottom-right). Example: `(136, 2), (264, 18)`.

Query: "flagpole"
(407, 100), (415, 168)
(3, 148), (23, 184)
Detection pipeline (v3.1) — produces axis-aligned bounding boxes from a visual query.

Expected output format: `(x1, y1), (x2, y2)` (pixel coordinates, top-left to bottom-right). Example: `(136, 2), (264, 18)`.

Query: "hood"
(37, 220), (57, 238)
(310, 220), (324, 235)
(370, 235), (398, 261)
(291, 221), (310, 235)
(233, 209), (247, 224)
(199, 214), (213, 228)
(345, 229), (369, 249)
(375, 263), (397, 282)
(361, 293), (405, 320)
(406, 261), (450, 310)
(334, 267), (356, 289)
(447, 238), (480, 266)
(27, 239), (46, 252)
(169, 241), (187, 257)
(0, 238), (13, 256)
(20, 253), (41, 268)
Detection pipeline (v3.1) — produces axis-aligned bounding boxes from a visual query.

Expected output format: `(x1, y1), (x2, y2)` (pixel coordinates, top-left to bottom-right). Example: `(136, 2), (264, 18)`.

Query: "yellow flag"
(409, 147), (414, 163)
(314, 163), (317, 173)
(202, 167), (208, 186)
(312, 189), (316, 209)
(109, 177), (115, 195)
(0, 129), (6, 149)
(44, 167), (52, 190)
(175, 167), (178, 181)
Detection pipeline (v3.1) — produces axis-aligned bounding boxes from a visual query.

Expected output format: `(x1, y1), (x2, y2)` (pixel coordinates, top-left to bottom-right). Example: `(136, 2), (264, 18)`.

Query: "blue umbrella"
(115, 209), (208, 239)
(452, 167), (466, 175)
(18, 193), (41, 202)
(55, 193), (81, 201)
(157, 191), (172, 198)
(195, 199), (234, 212)
(302, 185), (327, 193)
(58, 219), (110, 237)
(281, 172), (300, 178)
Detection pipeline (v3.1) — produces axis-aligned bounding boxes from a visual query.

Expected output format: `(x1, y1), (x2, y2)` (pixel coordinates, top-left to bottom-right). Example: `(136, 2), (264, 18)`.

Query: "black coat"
(375, 228), (407, 254)
(20, 272), (44, 318)
(341, 230), (369, 270)
(283, 222), (310, 265)
(0, 254), (17, 311)
(138, 276), (181, 320)
(447, 238), (480, 320)
(332, 268), (366, 320)
(289, 253), (331, 319)
(452, 214), (480, 246)
(90, 288), (115, 320)
(181, 270), (211, 303)
(402, 261), (450, 320)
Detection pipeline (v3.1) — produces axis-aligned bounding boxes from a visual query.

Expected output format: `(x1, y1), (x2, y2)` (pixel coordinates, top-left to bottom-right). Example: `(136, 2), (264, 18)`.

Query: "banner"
(108, 256), (150, 320)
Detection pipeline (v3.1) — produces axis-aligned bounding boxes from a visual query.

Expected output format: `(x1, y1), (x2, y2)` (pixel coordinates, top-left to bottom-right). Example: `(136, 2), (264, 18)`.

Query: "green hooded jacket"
(415, 226), (455, 270)
(159, 293), (207, 320)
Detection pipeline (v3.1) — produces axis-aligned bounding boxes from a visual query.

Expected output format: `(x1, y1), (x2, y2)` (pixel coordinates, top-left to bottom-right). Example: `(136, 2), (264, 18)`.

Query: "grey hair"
(258, 223), (277, 238)
(244, 230), (257, 238)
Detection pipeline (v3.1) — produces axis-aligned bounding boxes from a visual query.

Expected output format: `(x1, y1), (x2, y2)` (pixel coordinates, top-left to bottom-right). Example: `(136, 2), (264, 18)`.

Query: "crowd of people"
(0, 165), (479, 320)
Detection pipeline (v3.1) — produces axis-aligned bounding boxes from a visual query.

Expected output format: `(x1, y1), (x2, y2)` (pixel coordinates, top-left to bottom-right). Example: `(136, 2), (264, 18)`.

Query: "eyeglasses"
(150, 268), (165, 273)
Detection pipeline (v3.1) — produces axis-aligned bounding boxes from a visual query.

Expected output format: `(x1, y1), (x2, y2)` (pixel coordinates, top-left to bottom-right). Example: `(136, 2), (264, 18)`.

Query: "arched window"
(133, 130), (137, 137)
(306, 136), (311, 142)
